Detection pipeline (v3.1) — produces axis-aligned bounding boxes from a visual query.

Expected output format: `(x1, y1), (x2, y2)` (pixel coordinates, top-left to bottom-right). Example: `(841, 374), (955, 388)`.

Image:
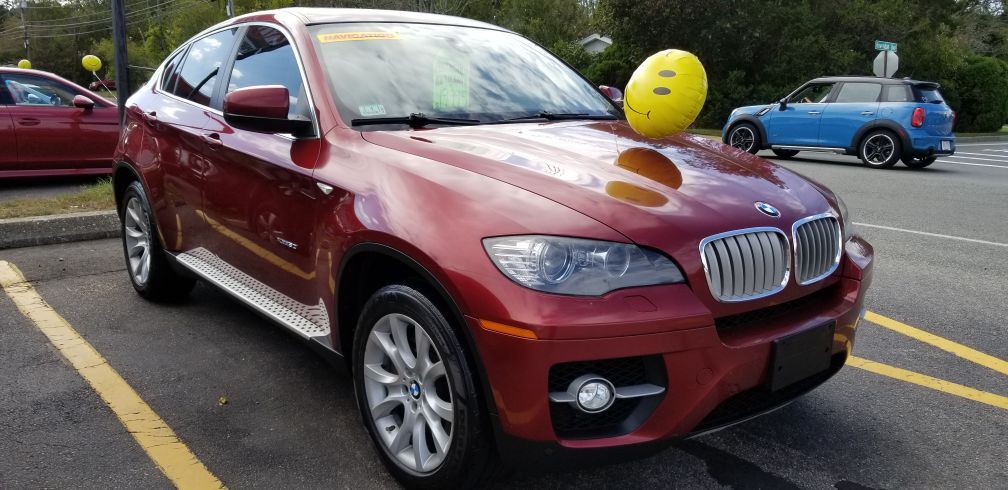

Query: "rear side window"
(160, 48), (187, 94)
(228, 25), (307, 120)
(884, 85), (911, 102)
(913, 86), (944, 103)
(834, 83), (881, 103)
(173, 29), (237, 106)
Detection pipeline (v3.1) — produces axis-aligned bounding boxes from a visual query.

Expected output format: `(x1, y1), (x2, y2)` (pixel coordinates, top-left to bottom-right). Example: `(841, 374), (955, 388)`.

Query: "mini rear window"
(914, 86), (944, 103)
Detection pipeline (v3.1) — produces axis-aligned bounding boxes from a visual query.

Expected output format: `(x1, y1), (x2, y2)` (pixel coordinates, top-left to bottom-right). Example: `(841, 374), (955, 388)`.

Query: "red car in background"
(0, 68), (118, 178)
(112, 8), (874, 488)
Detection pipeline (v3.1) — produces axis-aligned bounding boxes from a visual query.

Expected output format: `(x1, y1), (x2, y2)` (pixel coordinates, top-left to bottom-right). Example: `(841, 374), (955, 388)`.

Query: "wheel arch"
(850, 120), (910, 154)
(724, 116), (770, 149)
(335, 242), (498, 418)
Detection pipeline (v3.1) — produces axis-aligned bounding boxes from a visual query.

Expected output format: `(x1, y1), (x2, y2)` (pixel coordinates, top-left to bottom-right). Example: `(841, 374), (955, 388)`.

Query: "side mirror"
(223, 85), (312, 136)
(599, 85), (624, 108)
(73, 95), (95, 110)
(778, 98), (788, 111)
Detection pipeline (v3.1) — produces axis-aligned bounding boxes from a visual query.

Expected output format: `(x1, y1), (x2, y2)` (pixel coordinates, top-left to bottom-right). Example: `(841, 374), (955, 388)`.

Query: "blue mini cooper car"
(722, 76), (955, 168)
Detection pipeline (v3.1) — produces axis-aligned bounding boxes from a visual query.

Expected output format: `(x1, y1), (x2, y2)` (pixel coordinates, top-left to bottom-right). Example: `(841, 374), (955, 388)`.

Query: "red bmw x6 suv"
(113, 8), (873, 487)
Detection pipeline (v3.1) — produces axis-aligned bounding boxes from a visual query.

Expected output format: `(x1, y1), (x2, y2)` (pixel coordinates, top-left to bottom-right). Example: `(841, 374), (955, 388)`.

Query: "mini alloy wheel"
(362, 313), (454, 474)
(729, 124), (759, 153)
(859, 131), (901, 168)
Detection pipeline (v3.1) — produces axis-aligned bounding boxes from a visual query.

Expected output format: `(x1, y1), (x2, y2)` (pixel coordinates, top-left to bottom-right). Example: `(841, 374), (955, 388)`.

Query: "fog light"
(571, 375), (615, 413)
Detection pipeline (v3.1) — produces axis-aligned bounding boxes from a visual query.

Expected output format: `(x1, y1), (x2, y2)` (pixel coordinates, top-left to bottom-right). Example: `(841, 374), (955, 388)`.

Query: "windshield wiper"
(350, 113), (480, 128)
(499, 111), (618, 123)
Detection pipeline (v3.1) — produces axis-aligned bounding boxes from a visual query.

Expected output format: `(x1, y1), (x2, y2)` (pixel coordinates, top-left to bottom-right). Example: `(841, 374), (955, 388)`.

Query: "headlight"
(483, 235), (685, 296)
(836, 195), (853, 242)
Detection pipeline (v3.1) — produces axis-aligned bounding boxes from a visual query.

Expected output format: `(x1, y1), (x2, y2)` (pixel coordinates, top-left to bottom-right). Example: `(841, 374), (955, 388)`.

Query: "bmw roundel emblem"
(409, 381), (421, 399)
(755, 201), (780, 217)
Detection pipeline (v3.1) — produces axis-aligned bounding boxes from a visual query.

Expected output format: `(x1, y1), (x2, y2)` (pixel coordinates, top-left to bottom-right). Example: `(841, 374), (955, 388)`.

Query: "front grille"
(701, 228), (789, 302)
(793, 215), (841, 285)
(548, 356), (665, 439)
(714, 283), (838, 333)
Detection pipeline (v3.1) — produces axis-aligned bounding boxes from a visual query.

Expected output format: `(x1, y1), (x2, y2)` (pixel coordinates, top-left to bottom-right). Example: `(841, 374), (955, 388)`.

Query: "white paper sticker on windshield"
(358, 104), (387, 116)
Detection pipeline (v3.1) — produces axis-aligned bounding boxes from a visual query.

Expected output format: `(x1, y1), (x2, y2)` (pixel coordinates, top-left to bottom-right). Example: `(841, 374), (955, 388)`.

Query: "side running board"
(175, 247), (331, 339)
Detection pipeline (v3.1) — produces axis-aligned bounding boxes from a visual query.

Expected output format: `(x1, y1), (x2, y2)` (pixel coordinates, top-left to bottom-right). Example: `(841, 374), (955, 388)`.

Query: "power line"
(0, 0), (202, 40)
(0, 0), (200, 38)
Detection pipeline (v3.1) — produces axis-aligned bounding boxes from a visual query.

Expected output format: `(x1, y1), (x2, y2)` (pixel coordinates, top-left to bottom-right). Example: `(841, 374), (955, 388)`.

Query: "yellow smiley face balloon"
(623, 49), (708, 138)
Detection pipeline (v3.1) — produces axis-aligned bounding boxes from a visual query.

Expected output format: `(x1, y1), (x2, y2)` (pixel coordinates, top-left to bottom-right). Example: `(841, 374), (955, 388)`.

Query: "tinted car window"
(228, 26), (306, 120)
(160, 48), (187, 94)
(3, 74), (77, 107)
(173, 29), (237, 106)
(788, 83), (834, 104)
(835, 83), (881, 103)
(884, 84), (911, 102)
(914, 86), (944, 103)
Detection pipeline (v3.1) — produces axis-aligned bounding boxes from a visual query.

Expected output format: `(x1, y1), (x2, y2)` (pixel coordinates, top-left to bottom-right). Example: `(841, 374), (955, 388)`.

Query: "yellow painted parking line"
(0, 260), (224, 489)
(849, 356), (1008, 411)
(865, 311), (1008, 376)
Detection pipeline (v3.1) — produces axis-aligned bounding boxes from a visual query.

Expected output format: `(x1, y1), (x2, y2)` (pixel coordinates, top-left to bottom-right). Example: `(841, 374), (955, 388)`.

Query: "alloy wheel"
(863, 134), (895, 164)
(730, 126), (755, 152)
(362, 313), (454, 474)
(123, 196), (152, 285)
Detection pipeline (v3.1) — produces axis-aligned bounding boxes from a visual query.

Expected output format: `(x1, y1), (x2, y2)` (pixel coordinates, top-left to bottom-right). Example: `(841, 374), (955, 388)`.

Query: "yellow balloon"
(17, 59), (31, 69)
(82, 55), (102, 73)
(623, 49), (708, 138)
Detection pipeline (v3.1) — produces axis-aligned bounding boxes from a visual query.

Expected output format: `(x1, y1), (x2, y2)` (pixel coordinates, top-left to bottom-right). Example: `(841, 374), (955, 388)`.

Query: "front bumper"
(471, 236), (873, 465)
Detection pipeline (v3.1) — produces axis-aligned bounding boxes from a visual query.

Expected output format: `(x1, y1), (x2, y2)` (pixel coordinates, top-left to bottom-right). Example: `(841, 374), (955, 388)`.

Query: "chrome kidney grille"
(793, 214), (842, 285)
(700, 228), (790, 302)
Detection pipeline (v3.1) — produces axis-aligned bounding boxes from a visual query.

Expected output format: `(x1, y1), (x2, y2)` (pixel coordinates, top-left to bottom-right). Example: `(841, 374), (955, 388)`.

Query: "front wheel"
(859, 130), (901, 168)
(901, 155), (937, 168)
(353, 285), (495, 488)
(728, 123), (761, 154)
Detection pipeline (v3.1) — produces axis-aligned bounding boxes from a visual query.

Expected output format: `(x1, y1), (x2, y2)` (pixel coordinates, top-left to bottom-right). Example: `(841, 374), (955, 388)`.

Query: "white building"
(579, 33), (613, 54)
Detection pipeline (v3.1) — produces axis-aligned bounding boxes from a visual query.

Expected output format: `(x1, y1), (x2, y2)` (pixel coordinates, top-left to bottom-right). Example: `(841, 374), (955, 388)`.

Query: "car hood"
(361, 121), (834, 259)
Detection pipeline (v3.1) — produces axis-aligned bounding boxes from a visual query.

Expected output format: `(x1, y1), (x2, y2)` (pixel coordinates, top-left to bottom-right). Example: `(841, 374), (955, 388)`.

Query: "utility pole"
(111, 0), (129, 126)
(19, 0), (29, 60)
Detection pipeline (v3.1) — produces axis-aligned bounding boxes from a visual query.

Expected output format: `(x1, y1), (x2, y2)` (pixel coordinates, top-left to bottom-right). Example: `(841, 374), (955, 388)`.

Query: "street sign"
(875, 40), (897, 52)
(873, 50), (899, 77)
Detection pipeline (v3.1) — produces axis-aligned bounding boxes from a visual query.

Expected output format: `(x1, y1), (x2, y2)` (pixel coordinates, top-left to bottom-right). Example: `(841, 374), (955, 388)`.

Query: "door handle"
(201, 133), (223, 149)
(17, 118), (40, 126)
(861, 111), (874, 116)
(807, 111), (821, 115)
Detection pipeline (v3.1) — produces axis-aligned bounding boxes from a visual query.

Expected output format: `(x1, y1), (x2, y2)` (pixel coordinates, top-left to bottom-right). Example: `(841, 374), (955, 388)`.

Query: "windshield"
(309, 23), (619, 128)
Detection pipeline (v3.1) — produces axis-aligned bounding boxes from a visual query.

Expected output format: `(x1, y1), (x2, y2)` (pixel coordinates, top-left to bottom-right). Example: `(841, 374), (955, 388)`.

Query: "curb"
(0, 210), (120, 250)
(954, 134), (1008, 143)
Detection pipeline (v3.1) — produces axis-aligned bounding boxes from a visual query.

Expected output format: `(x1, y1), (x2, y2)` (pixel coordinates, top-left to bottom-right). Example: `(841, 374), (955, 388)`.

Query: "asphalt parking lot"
(1, 142), (1006, 489)
(0, 176), (106, 203)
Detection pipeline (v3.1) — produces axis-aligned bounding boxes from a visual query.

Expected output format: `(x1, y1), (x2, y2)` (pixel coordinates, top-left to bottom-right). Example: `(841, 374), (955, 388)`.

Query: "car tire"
(900, 155), (937, 168)
(771, 149), (800, 159)
(728, 123), (761, 154)
(119, 181), (195, 301)
(352, 284), (496, 489)
(859, 130), (901, 168)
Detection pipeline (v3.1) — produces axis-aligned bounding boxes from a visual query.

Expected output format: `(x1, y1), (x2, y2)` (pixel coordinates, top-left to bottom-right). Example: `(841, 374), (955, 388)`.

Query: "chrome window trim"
(791, 212), (842, 286)
(698, 226), (790, 303)
(152, 21), (321, 139)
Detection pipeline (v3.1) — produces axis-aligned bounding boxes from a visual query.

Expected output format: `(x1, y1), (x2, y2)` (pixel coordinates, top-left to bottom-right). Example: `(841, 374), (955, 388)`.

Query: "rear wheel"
(771, 149), (800, 159)
(353, 285), (495, 488)
(119, 181), (195, 301)
(901, 155), (937, 168)
(728, 123), (761, 154)
(859, 130), (901, 168)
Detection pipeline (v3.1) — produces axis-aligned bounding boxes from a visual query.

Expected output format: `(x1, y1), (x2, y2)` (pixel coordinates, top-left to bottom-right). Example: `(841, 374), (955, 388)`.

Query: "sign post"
(873, 40), (899, 78)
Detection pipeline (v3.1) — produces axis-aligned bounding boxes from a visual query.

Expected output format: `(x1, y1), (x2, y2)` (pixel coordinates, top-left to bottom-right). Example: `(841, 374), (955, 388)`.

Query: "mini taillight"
(911, 107), (925, 128)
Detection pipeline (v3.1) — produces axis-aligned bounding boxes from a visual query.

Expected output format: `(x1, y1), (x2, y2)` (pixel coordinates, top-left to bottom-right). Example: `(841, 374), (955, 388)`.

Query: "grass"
(0, 178), (115, 220)
(955, 124), (1008, 137)
(687, 127), (723, 137)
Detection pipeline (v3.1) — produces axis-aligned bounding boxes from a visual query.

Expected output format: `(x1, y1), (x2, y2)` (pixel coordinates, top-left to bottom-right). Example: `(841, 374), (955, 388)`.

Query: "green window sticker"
(358, 103), (386, 116)
(432, 54), (470, 111)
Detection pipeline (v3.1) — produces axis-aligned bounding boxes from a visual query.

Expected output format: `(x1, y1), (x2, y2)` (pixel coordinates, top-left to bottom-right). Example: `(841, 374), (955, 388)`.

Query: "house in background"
(579, 33), (612, 54)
